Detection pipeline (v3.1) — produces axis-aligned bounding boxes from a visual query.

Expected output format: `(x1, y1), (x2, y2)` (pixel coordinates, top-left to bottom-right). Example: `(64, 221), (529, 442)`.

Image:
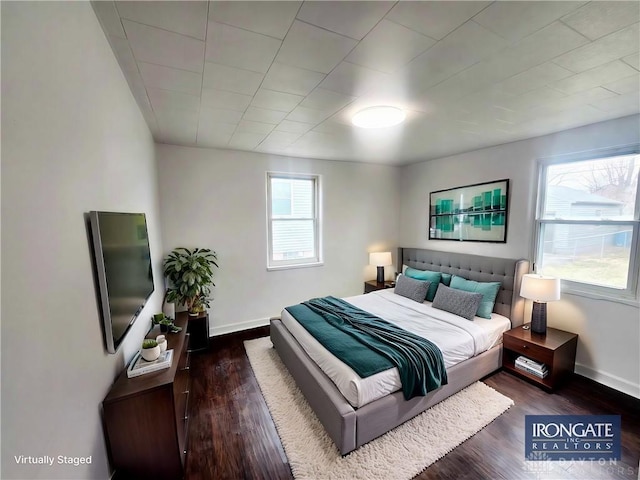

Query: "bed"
(270, 248), (529, 455)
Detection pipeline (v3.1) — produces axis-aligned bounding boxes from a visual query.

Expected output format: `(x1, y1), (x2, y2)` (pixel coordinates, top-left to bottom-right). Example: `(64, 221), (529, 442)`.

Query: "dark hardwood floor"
(185, 327), (640, 480)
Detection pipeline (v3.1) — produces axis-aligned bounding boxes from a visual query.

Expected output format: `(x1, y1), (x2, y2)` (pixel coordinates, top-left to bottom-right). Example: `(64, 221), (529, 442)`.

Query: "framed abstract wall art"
(429, 179), (509, 242)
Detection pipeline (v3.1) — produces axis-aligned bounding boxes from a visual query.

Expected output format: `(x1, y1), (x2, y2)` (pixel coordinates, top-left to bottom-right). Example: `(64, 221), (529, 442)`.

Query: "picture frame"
(429, 179), (509, 243)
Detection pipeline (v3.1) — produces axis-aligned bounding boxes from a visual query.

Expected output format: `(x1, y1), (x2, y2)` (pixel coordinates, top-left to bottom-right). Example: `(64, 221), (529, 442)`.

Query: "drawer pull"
(522, 345), (528, 349)
(183, 390), (189, 395)
(184, 415), (188, 421)
(182, 366), (190, 371)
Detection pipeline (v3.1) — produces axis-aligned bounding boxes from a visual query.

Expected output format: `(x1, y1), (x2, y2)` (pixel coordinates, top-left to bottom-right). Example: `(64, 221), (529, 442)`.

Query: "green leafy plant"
(152, 313), (174, 326)
(142, 339), (158, 349)
(163, 247), (218, 314)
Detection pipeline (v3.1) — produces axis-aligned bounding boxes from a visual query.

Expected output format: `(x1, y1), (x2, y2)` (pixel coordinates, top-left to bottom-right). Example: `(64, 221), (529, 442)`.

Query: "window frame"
(266, 172), (323, 270)
(533, 144), (640, 305)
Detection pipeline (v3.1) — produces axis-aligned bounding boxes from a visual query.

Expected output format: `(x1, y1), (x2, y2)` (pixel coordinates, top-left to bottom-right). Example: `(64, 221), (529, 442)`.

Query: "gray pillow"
(432, 284), (483, 320)
(394, 274), (431, 303)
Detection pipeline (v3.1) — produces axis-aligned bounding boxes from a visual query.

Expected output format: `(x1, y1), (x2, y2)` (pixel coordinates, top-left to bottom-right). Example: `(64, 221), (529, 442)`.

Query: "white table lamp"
(520, 274), (561, 335)
(369, 252), (392, 283)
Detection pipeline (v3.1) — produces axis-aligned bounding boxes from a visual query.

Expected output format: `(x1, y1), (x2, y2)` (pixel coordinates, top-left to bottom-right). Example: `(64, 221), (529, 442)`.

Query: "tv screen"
(89, 211), (155, 353)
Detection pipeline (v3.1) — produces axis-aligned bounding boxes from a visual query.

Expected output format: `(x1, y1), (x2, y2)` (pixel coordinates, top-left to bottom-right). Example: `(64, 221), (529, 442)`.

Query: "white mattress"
(281, 289), (511, 408)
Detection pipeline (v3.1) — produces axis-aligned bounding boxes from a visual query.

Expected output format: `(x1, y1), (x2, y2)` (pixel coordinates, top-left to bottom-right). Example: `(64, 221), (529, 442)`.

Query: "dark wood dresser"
(103, 314), (191, 479)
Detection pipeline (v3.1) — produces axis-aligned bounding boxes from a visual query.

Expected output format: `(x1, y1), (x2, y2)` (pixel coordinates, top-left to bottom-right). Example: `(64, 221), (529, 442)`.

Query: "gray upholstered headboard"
(399, 248), (530, 327)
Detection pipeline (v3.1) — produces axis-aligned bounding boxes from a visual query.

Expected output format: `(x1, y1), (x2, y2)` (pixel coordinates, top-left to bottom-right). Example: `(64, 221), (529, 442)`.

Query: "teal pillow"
(440, 273), (452, 286)
(450, 276), (501, 319)
(405, 267), (441, 302)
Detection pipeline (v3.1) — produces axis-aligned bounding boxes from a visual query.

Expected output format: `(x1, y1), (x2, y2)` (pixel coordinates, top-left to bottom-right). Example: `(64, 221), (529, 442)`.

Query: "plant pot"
(156, 335), (167, 353)
(141, 345), (160, 362)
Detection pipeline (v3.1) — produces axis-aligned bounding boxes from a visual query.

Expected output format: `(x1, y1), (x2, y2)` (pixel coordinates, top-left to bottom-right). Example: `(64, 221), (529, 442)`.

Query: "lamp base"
(376, 266), (385, 283)
(531, 301), (547, 335)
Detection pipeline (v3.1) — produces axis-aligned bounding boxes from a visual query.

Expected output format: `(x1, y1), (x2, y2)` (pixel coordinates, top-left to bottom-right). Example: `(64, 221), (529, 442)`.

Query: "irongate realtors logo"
(525, 415), (621, 461)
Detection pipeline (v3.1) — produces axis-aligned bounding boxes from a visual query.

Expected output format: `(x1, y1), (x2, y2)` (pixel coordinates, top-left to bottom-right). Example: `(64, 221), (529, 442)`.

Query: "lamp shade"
(520, 274), (561, 302)
(369, 252), (392, 267)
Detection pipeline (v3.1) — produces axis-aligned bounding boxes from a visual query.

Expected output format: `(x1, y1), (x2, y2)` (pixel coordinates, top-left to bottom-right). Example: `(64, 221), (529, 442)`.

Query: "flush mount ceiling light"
(351, 106), (406, 128)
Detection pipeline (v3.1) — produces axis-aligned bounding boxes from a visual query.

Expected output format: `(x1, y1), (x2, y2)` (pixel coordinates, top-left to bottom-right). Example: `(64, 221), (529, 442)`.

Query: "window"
(534, 147), (640, 301)
(267, 172), (322, 269)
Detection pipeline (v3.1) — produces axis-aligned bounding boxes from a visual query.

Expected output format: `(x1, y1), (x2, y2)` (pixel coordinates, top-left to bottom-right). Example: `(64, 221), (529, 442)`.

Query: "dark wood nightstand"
(502, 324), (578, 391)
(364, 280), (395, 293)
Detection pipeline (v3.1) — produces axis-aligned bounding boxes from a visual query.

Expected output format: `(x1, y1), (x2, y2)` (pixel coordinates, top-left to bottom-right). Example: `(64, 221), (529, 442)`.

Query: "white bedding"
(281, 289), (511, 408)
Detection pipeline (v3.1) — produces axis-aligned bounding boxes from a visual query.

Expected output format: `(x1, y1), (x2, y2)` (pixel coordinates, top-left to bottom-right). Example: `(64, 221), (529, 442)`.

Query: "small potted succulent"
(141, 339), (160, 361)
(153, 313), (174, 333)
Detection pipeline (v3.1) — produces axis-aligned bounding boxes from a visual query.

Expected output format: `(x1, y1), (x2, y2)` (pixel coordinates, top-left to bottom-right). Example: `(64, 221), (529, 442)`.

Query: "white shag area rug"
(244, 336), (514, 480)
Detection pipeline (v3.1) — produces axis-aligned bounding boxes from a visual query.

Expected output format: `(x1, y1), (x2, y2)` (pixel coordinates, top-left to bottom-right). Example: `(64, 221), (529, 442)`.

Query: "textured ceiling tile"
(499, 62), (574, 96)
(622, 53), (640, 70)
(242, 106), (289, 124)
(400, 20), (508, 92)
(199, 106), (243, 125)
(590, 90), (640, 113)
(122, 19), (205, 73)
(236, 120), (276, 135)
(261, 63), (326, 96)
(201, 88), (252, 111)
(203, 62), (263, 96)
(116, 1), (208, 39)
(386, 1), (490, 40)
(139, 62), (202, 96)
(296, 1), (394, 40)
(553, 22), (640, 72)
(299, 88), (355, 111)
(473, 1), (585, 43)
(228, 131), (268, 149)
(275, 20), (357, 74)
(345, 19), (436, 73)
(561, 1), (639, 40)
(286, 105), (334, 124)
(603, 74), (640, 95)
(498, 86), (567, 111)
(250, 89), (304, 112)
(197, 122), (235, 147)
(209, 1), (300, 40)
(551, 60), (638, 95)
(205, 21), (281, 73)
(318, 62), (389, 96)
(258, 131), (302, 150)
(147, 87), (200, 112)
(274, 120), (315, 134)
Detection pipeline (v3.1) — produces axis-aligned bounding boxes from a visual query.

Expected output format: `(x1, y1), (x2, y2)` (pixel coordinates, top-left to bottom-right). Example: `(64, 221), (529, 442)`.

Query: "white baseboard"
(210, 317), (270, 337)
(575, 362), (640, 399)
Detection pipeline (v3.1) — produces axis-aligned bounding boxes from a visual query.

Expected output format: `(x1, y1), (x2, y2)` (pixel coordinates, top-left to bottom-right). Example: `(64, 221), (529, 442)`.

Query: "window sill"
(562, 286), (639, 308)
(267, 261), (324, 272)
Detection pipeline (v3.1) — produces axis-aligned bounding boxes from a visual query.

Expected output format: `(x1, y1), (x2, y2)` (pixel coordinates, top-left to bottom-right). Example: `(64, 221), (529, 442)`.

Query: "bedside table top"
(364, 280), (395, 288)
(504, 324), (578, 350)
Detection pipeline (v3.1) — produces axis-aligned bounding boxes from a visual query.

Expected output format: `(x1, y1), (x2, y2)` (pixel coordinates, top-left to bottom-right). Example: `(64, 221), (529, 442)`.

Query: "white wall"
(157, 145), (400, 335)
(1, 3), (163, 479)
(400, 114), (640, 398)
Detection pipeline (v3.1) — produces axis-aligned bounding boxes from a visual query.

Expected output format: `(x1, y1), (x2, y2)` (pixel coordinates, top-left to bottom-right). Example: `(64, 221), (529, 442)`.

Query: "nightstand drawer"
(503, 335), (554, 365)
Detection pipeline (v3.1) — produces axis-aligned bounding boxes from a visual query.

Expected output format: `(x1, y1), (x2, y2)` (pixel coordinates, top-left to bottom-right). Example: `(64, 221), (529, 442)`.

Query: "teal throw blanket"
(285, 296), (448, 400)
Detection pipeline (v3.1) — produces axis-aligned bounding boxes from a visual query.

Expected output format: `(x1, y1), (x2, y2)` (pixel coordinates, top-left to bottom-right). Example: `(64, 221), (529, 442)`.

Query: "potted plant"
(141, 339), (160, 361)
(163, 247), (218, 316)
(152, 312), (174, 333)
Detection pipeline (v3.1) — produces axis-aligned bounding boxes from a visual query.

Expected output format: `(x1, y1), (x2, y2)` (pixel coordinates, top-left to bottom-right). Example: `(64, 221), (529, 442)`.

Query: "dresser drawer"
(503, 335), (553, 365)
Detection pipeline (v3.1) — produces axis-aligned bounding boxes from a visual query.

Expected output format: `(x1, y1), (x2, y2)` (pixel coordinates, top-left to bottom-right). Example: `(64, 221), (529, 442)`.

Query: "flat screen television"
(89, 211), (155, 353)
